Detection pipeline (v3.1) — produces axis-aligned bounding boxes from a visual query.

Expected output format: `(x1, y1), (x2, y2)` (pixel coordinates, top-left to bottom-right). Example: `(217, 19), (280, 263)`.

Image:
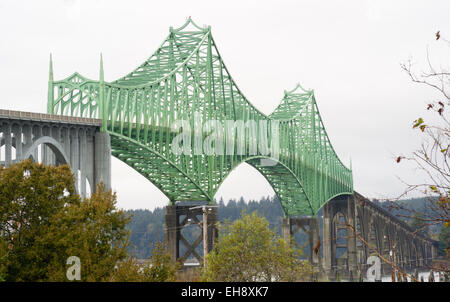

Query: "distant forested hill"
(372, 197), (442, 233)
(126, 196), (288, 258)
(125, 196), (445, 258)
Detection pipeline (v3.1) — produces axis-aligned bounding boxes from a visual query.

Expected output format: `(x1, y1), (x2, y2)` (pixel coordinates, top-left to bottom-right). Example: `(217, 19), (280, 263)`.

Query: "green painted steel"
(47, 18), (353, 216)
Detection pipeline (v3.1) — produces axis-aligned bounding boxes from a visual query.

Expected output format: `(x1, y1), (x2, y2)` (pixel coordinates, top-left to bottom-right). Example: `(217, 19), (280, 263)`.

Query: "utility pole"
(190, 205), (218, 268)
(202, 206), (207, 268)
(391, 240), (396, 282)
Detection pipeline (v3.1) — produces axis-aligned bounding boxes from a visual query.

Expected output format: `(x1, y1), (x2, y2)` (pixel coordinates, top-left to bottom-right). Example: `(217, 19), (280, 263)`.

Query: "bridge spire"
(47, 54), (54, 114)
(49, 53), (53, 81)
(99, 53), (106, 131)
(99, 53), (104, 82)
(350, 157), (354, 192)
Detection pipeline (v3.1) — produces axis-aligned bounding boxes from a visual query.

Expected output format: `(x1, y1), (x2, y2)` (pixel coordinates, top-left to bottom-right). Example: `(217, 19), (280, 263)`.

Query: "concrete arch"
(23, 136), (70, 166)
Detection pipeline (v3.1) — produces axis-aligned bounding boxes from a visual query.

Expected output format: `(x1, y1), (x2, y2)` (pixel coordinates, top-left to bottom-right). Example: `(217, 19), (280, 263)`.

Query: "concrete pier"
(94, 131), (111, 190)
(165, 204), (218, 266)
(282, 216), (322, 279)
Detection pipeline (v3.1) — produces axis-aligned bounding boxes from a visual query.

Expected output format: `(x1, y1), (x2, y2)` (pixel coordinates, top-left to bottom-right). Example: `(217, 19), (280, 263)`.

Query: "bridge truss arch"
(48, 18), (353, 216)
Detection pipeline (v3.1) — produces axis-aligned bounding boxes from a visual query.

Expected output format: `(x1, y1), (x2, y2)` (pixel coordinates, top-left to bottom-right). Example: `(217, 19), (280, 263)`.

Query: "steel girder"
(47, 18), (353, 216)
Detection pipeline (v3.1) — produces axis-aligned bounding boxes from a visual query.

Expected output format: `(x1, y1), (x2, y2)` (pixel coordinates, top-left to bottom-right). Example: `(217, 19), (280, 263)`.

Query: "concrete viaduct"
(282, 193), (438, 280)
(0, 109), (111, 197)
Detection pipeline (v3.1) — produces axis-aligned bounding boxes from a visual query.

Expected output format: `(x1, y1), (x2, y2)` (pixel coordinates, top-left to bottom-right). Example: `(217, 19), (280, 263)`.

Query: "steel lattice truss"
(47, 18), (353, 216)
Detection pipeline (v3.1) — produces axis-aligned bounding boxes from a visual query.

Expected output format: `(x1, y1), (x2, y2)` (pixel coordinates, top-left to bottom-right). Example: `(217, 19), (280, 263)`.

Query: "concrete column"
(32, 126), (40, 162)
(398, 240), (404, 270)
(310, 217), (322, 274)
(4, 123), (12, 166)
(70, 129), (79, 193)
(165, 205), (179, 261)
(42, 127), (50, 165)
(427, 244), (432, 266)
(346, 196), (357, 278)
(419, 245), (423, 268)
(207, 207), (218, 252)
(49, 126), (60, 165)
(322, 202), (333, 278)
(431, 243), (438, 259)
(42, 144), (48, 165)
(62, 128), (70, 162)
(0, 123), (3, 164)
(85, 133), (95, 194)
(13, 124), (22, 162)
(94, 131), (111, 191)
(23, 125), (32, 154)
(407, 242), (412, 270)
(80, 129), (87, 198)
(281, 217), (291, 245)
(27, 125), (39, 162)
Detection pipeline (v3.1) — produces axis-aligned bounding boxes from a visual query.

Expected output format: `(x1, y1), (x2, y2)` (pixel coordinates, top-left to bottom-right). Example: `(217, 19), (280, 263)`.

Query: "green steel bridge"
(47, 18), (353, 216)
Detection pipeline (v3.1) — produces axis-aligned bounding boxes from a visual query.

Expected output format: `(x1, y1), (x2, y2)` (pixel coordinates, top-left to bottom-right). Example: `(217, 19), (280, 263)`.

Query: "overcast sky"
(1, 0), (449, 210)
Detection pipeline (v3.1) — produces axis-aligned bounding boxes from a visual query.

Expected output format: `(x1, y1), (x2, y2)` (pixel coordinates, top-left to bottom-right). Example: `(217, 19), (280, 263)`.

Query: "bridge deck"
(0, 109), (102, 126)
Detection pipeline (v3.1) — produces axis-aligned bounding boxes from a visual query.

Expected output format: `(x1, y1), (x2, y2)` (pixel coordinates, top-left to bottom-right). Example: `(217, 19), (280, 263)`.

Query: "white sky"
(0, 0), (449, 210)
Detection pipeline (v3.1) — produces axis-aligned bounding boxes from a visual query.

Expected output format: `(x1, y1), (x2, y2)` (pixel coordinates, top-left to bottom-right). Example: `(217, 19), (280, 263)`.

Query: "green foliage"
(0, 159), (79, 281)
(108, 257), (146, 282)
(201, 211), (312, 282)
(144, 242), (180, 281)
(43, 184), (131, 281)
(0, 237), (7, 282)
(109, 242), (180, 282)
(0, 159), (131, 281)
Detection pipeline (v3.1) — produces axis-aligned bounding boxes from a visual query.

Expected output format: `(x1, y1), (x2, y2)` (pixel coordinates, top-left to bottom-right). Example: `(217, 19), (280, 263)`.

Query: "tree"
(0, 159), (131, 281)
(398, 31), (449, 269)
(398, 32), (449, 229)
(0, 237), (7, 282)
(143, 242), (180, 281)
(109, 242), (180, 282)
(108, 257), (147, 282)
(43, 183), (131, 281)
(201, 211), (312, 282)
